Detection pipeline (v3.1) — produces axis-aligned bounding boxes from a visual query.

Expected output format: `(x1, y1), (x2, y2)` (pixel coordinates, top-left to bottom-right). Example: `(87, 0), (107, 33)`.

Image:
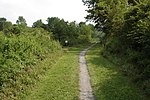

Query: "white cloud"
(0, 0), (88, 26)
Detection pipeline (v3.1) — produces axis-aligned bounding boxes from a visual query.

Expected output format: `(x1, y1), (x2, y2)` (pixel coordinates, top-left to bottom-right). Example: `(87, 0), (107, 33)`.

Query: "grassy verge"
(23, 46), (86, 100)
(86, 44), (147, 100)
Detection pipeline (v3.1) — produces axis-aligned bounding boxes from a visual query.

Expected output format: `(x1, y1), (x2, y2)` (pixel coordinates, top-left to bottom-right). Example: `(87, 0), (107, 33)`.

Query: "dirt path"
(79, 45), (95, 100)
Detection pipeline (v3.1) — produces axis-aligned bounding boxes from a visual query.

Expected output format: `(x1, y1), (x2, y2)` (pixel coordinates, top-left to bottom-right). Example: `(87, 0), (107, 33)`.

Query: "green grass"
(23, 46), (85, 100)
(86, 44), (147, 100)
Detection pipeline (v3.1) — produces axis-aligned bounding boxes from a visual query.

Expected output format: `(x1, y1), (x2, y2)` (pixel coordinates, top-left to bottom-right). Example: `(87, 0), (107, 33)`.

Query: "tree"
(32, 19), (45, 28)
(16, 16), (27, 26)
(79, 23), (94, 43)
(0, 17), (7, 31)
(46, 17), (95, 46)
(83, 0), (128, 33)
(83, 0), (150, 96)
(46, 17), (68, 44)
(67, 21), (79, 45)
(15, 16), (27, 33)
(0, 17), (6, 22)
(0, 17), (12, 32)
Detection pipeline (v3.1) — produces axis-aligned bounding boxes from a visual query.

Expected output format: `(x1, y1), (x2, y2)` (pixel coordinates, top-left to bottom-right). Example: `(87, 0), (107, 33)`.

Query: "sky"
(0, 0), (88, 26)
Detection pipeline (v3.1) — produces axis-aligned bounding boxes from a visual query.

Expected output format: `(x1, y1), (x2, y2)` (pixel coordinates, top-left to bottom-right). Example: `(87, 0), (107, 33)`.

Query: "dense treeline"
(0, 17), (95, 46)
(33, 17), (95, 45)
(0, 16), (95, 99)
(83, 0), (150, 96)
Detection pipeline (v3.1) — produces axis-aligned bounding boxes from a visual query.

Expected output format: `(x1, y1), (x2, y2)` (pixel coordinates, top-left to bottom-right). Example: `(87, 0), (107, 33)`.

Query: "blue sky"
(0, 0), (88, 26)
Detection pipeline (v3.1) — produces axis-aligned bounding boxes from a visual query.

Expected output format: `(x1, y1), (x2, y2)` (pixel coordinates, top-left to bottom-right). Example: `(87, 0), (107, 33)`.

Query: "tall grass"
(86, 44), (147, 100)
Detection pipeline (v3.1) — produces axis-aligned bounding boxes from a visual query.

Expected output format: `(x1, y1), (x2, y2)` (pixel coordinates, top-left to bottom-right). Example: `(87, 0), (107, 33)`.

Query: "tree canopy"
(32, 19), (45, 28)
(16, 16), (27, 26)
(83, 0), (150, 96)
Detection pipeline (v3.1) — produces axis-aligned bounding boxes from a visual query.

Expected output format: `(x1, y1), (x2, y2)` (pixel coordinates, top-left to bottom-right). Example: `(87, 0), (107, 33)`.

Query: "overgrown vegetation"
(86, 45), (147, 100)
(0, 16), (95, 99)
(33, 17), (95, 46)
(83, 0), (150, 96)
(0, 28), (62, 99)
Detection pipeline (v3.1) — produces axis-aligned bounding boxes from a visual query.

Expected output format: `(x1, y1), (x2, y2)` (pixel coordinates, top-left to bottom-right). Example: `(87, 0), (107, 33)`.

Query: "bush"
(0, 28), (62, 99)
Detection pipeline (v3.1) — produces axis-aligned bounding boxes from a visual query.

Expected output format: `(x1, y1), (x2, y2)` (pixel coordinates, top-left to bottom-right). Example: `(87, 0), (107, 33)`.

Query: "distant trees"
(79, 23), (94, 43)
(0, 16), (95, 46)
(0, 18), (12, 32)
(16, 16), (27, 26)
(32, 19), (45, 28)
(0, 18), (7, 31)
(44, 17), (95, 46)
(46, 17), (68, 44)
(83, 0), (150, 96)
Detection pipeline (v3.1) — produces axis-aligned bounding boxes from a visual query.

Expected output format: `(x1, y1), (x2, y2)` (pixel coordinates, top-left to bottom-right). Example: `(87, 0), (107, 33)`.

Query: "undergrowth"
(86, 44), (148, 100)
(0, 28), (62, 99)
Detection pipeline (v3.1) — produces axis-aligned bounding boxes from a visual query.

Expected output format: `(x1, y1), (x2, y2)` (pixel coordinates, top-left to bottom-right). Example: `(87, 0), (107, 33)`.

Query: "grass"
(22, 46), (86, 100)
(86, 44), (147, 100)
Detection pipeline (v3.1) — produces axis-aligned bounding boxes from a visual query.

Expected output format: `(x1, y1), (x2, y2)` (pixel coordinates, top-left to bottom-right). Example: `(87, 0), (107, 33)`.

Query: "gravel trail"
(79, 45), (95, 100)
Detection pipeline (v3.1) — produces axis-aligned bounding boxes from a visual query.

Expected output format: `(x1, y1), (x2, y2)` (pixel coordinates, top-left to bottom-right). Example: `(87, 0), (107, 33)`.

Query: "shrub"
(0, 28), (62, 99)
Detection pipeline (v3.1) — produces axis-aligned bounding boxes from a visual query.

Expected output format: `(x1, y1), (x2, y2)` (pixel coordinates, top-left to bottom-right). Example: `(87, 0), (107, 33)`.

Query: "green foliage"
(0, 28), (62, 99)
(0, 15), (96, 99)
(0, 17), (13, 32)
(66, 22), (79, 45)
(79, 23), (93, 43)
(86, 45), (147, 100)
(45, 17), (95, 46)
(32, 19), (45, 28)
(83, 0), (150, 96)
(16, 16), (27, 26)
(0, 18), (7, 31)
(46, 17), (69, 45)
(10, 25), (22, 34)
